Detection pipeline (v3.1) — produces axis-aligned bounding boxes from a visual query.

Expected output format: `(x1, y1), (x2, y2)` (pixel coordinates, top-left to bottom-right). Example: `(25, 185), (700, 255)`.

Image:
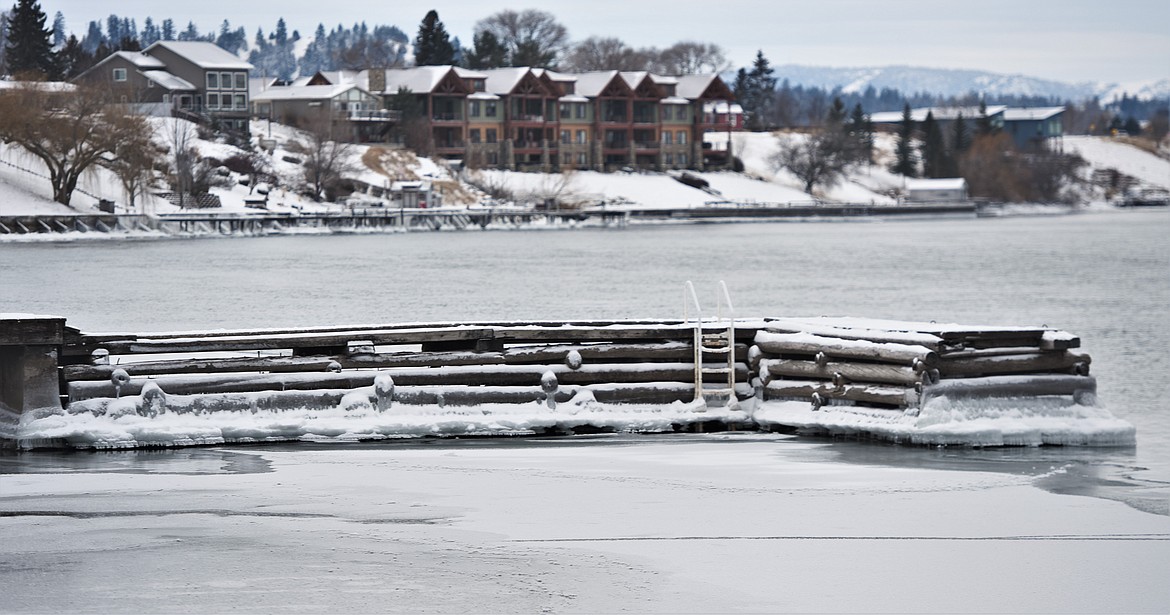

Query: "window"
(666, 154), (674, 165)
(661, 132), (673, 145)
(560, 130), (571, 144)
(235, 94), (246, 110)
(234, 73), (247, 90)
(678, 131), (687, 145)
(576, 130), (586, 144)
(560, 103), (570, 119)
(661, 106), (671, 121)
(220, 72), (233, 89)
(112, 68), (127, 81)
(576, 103), (586, 119)
(485, 101), (497, 117)
(486, 128), (497, 144)
(469, 129), (481, 143)
(207, 72), (219, 89)
(207, 93), (220, 110)
(577, 152), (587, 165)
(469, 101), (481, 117)
(679, 153), (687, 166)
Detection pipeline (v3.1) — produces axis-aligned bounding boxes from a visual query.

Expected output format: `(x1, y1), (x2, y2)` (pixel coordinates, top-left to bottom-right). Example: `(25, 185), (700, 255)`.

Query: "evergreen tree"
(81, 20), (103, 52)
(825, 97), (847, 127)
(50, 10), (63, 47)
(920, 111), (946, 178)
(141, 17), (159, 46)
(745, 50), (776, 130)
(0, 12), (9, 74)
(952, 111), (971, 153)
(891, 103), (917, 177)
(57, 33), (92, 78)
(975, 99), (995, 136)
(5, 0), (57, 78)
(847, 102), (874, 164)
(178, 21), (199, 41)
(161, 18), (175, 41)
(1123, 116), (1141, 136)
(463, 30), (507, 69)
(510, 38), (552, 67)
(413, 10), (455, 66)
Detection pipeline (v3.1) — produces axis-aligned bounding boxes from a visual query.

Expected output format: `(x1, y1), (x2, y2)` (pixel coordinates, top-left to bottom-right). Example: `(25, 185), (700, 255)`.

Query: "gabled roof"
(675, 74), (731, 100)
(143, 41), (253, 70)
(573, 71), (625, 97)
(482, 67), (533, 95)
(251, 83), (369, 103)
(1002, 107), (1064, 121)
(906, 178), (967, 191)
(142, 71), (196, 91)
(112, 51), (166, 70)
(373, 66), (464, 94)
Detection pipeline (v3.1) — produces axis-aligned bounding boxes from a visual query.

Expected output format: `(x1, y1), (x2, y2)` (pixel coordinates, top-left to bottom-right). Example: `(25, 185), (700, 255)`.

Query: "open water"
(1, 209), (1168, 477)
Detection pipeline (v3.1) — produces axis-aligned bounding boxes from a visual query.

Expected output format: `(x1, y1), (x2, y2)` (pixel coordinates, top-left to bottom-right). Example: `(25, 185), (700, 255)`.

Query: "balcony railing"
(634, 142), (660, 150)
(513, 113), (545, 122)
(432, 112), (463, 121)
(347, 109), (400, 122)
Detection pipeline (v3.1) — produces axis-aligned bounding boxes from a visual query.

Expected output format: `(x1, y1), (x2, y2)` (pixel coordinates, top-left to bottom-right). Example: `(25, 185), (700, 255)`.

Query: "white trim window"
(234, 73), (247, 90)
(206, 72), (219, 89)
(206, 93), (220, 110)
(220, 72), (233, 89)
(112, 68), (127, 81)
(234, 94), (246, 110)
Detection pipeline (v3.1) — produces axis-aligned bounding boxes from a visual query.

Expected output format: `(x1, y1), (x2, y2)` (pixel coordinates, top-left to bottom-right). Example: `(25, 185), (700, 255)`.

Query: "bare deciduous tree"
(0, 83), (150, 206)
(288, 113), (358, 202)
(475, 9), (569, 68)
(771, 131), (851, 195)
(657, 41), (729, 75)
(103, 113), (160, 212)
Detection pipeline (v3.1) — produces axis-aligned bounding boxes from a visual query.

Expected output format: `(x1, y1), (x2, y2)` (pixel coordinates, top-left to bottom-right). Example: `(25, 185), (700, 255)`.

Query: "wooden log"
(753, 331), (939, 367)
(60, 342), (750, 381)
(96, 327), (497, 354)
(761, 358), (923, 386)
(922, 375), (1096, 401)
(66, 362), (750, 401)
(762, 324), (944, 351)
(939, 350), (1091, 378)
(763, 380), (918, 407)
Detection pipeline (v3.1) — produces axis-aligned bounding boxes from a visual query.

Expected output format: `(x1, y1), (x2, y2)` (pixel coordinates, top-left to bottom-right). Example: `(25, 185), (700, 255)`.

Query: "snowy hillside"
(1065, 136), (1170, 191)
(774, 64), (1170, 103)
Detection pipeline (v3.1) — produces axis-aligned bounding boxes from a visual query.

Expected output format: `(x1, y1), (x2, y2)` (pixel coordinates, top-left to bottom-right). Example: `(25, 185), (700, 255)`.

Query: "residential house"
(251, 82), (392, 142)
(871, 105), (1064, 151)
(77, 41), (253, 134)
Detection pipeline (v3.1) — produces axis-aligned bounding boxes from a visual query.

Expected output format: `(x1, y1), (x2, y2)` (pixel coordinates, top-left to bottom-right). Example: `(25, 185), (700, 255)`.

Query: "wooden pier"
(0, 312), (1107, 449)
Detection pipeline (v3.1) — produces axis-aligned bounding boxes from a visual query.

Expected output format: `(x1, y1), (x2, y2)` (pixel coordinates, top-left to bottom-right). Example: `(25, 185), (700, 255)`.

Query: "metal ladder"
(684, 281), (737, 407)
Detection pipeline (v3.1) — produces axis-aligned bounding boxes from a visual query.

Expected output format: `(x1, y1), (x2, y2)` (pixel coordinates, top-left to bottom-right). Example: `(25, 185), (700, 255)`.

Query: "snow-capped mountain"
(773, 64), (1169, 102)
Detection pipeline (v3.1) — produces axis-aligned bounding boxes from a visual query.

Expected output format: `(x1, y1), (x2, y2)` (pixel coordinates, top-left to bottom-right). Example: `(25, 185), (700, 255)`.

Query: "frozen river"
(2, 210), (1169, 612)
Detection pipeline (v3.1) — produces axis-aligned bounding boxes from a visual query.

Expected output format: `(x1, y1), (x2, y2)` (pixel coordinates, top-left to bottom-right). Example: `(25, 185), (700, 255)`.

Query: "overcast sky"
(38, 0), (1170, 84)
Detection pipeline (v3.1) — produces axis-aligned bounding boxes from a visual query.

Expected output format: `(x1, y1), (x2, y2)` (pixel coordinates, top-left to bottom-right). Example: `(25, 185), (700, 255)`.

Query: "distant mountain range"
(772, 64), (1170, 102)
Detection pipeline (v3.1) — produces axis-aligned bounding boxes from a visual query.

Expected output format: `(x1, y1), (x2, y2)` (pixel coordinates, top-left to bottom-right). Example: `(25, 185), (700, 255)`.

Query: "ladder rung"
(701, 367), (731, 374)
(699, 346), (731, 353)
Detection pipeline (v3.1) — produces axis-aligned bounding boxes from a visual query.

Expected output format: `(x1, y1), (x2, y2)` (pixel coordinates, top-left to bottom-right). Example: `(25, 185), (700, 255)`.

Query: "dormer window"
(112, 68), (127, 82)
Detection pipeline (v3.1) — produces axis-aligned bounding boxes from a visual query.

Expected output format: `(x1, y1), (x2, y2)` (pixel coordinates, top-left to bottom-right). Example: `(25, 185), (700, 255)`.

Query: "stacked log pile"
(59, 320), (754, 415)
(753, 318), (1094, 410)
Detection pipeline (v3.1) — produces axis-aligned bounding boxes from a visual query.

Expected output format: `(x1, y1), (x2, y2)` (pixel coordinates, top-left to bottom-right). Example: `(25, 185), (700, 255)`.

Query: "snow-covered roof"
(482, 67), (532, 94)
(376, 66), (459, 94)
(142, 70), (196, 91)
(112, 51), (166, 69)
(620, 71), (650, 89)
(871, 106), (1007, 124)
(145, 41), (253, 70)
(559, 94), (589, 103)
(251, 83), (368, 102)
(660, 96), (689, 105)
(1002, 107), (1064, 121)
(573, 71), (621, 97)
(468, 92), (500, 101)
(675, 74), (718, 99)
(543, 70), (577, 83)
(905, 178), (967, 191)
(454, 67), (487, 80)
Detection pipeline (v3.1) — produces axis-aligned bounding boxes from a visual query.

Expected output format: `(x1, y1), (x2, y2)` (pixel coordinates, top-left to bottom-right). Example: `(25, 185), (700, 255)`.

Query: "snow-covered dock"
(0, 314), (1133, 449)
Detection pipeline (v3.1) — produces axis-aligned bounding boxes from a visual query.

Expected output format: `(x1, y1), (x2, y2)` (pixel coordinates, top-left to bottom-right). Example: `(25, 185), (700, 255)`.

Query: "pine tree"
(891, 103), (917, 177)
(161, 18), (175, 41)
(141, 17), (159, 46)
(50, 10), (64, 47)
(57, 34), (92, 78)
(464, 30), (507, 69)
(413, 10), (455, 66)
(952, 111), (971, 153)
(975, 100), (994, 136)
(825, 97), (847, 127)
(742, 50), (776, 130)
(5, 0), (57, 78)
(920, 111), (946, 178)
(848, 102), (874, 165)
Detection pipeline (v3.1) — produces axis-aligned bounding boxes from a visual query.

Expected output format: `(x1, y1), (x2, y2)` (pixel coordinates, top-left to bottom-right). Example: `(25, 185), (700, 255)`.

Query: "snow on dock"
(1, 314), (1133, 449)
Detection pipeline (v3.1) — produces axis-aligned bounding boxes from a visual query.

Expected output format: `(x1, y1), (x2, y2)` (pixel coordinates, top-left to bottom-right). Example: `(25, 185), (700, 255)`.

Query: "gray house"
(77, 41), (253, 134)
